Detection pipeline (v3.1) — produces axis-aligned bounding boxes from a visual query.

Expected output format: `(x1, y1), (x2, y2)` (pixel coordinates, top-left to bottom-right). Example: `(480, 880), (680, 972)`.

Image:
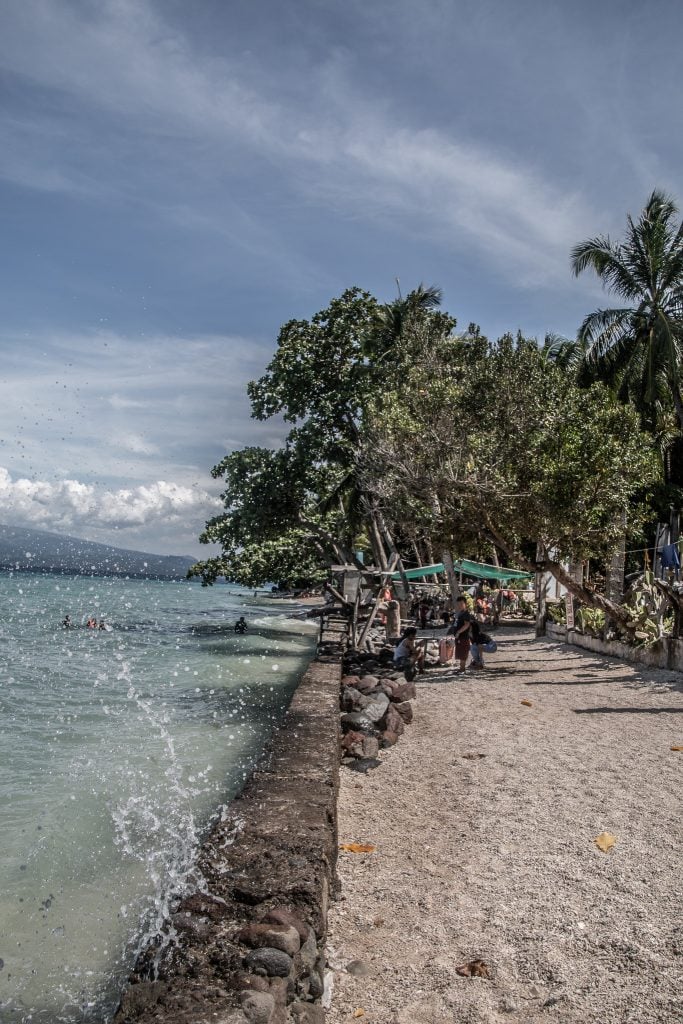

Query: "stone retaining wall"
(114, 617), (344, 1024)
(545, 622), (683, 672)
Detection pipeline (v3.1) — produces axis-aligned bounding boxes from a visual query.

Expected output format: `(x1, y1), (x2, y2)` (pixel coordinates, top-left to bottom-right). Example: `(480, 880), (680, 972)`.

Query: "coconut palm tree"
(571, 189), (683, 432)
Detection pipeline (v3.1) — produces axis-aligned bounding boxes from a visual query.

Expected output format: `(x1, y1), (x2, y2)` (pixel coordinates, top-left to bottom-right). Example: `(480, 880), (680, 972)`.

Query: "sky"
(1, 0), (681, 557)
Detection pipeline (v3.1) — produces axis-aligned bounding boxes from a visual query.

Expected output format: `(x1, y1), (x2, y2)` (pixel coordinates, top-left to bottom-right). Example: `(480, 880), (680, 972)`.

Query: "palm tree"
(571, 190), (683, 432)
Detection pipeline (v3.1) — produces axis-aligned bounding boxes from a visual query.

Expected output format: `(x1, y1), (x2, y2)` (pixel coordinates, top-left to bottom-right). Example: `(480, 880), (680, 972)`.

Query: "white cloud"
(0, 467), (221, 534)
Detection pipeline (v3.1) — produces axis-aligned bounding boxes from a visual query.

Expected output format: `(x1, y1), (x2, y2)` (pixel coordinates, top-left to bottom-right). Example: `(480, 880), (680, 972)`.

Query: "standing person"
(393, 626), (425, 680)
(470, 620), (497, 669)
(449, 596), (474, 674)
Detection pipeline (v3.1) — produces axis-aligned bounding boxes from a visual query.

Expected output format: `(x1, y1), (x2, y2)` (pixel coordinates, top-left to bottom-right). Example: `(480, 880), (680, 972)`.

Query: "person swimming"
(62, 614), (72, 629)
(234, 616), (248, 634)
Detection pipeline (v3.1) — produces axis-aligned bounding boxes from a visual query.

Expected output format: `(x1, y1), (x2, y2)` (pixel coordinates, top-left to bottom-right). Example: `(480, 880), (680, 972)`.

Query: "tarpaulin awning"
(391, 559), (533, 582)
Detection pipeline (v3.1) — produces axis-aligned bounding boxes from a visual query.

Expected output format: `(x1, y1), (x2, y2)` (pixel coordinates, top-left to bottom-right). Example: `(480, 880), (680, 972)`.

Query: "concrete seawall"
(114, 617), (345, 1024)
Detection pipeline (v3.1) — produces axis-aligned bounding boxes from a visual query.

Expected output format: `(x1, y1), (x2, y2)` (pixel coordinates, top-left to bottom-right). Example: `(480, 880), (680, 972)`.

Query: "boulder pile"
(339, 624), (440, 769)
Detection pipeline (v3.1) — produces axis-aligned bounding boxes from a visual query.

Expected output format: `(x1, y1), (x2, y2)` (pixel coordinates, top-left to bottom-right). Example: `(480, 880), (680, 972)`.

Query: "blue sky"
(1, 0), (681, 556)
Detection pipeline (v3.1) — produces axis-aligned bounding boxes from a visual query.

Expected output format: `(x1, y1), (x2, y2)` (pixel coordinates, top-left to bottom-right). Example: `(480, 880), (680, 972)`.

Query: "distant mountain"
(0, 524), (195, 579)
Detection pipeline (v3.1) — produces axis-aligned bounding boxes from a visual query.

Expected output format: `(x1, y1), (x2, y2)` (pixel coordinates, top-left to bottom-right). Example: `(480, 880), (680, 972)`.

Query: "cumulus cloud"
(0, 467), (221, 535)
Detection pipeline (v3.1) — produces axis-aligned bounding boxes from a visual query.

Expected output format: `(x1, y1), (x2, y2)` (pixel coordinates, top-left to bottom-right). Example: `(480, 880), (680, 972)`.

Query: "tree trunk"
(441, 550), (460, 606)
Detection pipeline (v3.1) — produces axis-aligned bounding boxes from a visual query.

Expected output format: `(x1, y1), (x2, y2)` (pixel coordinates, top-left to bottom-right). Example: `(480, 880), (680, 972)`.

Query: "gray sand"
(326, 629), (683, 1023)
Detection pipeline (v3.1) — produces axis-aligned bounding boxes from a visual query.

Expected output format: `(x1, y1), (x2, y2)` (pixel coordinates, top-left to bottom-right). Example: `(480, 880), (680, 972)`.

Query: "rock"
(346, 959), (373, 977)
(340, 687), (367, 712)
(116, 980), (168, 1018)
(391, 681), (416, 702)
(243, 947), (293, 978)
(357, 673), (378, 686)
(361, 735), (380, 758)
(340, 674), (361, 687)
(295, 925), (318, 969)
(236, 923), (301, 956)
(380, 730), (399, 747)
(361, 693), (390, 723)
(394, 701), (413, 724)
(345, 757), (381, 772)
(340, 712), (375, 734)
(232, 973), (271, 993)
(240, 990), (276, 1023)
(341, 729), (365, 751)
(289, 1002), (326, 1023)
(379, 704), (405, 736)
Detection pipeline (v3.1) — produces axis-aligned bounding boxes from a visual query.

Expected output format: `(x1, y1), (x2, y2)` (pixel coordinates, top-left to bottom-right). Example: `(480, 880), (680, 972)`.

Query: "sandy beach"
(326, 628), (683, 1024)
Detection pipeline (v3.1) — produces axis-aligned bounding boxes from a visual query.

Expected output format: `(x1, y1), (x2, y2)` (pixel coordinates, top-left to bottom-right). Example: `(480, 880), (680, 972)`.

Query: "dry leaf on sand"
(340, 842), (376, 854)
(671, 745), (683, 751)
(595, 831), (617, 852)
(456, 959), (491, 978)
(353, 1010), (366, 1019)
(520, 699), (533, 707)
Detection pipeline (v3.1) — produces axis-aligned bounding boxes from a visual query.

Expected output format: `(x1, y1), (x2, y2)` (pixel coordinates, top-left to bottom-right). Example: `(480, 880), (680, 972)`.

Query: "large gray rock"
(243, 947), (293, 978)
(340, 712), (375, 733)
(361, 692), (390, 723)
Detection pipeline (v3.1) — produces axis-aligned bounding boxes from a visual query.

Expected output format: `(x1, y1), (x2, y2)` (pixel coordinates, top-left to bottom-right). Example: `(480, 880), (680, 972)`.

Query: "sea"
(0, 571), (318, 1024)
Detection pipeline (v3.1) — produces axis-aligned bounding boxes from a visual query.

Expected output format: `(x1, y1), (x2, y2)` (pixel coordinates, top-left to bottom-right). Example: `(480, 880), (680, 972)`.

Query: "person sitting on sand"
(393, 626), (425, 680)
(234, 616), (248, 634)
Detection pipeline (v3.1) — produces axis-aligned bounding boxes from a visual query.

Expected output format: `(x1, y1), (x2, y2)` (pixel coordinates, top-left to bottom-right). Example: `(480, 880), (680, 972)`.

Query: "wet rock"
(116, 980), (169, 1018)
(236, 923), (301, 956)
(261, 907), (310, 945)
(244, 947), (293, 978)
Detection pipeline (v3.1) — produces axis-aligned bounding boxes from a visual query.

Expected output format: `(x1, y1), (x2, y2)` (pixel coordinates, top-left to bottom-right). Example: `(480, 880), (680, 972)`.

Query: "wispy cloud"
(0, 0), (600, 289)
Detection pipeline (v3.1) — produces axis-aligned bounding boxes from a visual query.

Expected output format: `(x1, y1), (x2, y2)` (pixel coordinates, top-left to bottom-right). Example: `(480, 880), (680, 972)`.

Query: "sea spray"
(0, 573), (316, 1023)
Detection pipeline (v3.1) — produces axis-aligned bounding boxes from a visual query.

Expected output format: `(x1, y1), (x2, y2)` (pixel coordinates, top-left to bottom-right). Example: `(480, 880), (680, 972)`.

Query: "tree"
(571, 190), (683, 434)
(360, 334), (659, 628)
(191, 286), (457, 587)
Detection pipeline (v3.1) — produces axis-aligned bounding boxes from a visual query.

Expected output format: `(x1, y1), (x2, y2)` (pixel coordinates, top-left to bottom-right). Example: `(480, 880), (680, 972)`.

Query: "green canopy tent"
(391, 559), (532, 583)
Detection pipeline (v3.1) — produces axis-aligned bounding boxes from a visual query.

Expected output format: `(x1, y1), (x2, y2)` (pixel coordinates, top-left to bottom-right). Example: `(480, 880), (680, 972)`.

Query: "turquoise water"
(0, 573), (317, 1023)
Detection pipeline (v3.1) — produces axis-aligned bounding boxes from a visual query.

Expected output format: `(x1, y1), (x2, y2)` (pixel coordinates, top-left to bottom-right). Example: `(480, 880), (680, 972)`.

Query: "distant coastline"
(0, 523), (194, 580)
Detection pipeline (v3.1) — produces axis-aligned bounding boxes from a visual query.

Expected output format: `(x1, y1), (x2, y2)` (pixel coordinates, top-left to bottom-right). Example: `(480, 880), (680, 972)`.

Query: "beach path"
(326, 628), (683, 1024)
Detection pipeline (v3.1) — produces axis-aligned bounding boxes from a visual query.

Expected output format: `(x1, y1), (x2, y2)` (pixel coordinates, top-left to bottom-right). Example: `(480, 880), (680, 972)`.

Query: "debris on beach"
(594, 831), (617, 852)
(462, 752), (487, 759)
(339, 842), (376, 854)
(671, 745), (683, 751)
(521, 699), (533, 707)
(455, 958), (491, 978)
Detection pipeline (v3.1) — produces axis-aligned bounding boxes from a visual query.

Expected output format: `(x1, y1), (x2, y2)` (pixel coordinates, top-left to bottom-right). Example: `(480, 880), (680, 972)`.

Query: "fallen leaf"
(456, 959), (491, 978)
(520, 699), (533, 707)
(671, 745), (683, 752)
(353, 1010), (366, 1019)
(595, 831), (617, 853)
(462, 752), (487, 759)
(339, 843), (376, 854)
